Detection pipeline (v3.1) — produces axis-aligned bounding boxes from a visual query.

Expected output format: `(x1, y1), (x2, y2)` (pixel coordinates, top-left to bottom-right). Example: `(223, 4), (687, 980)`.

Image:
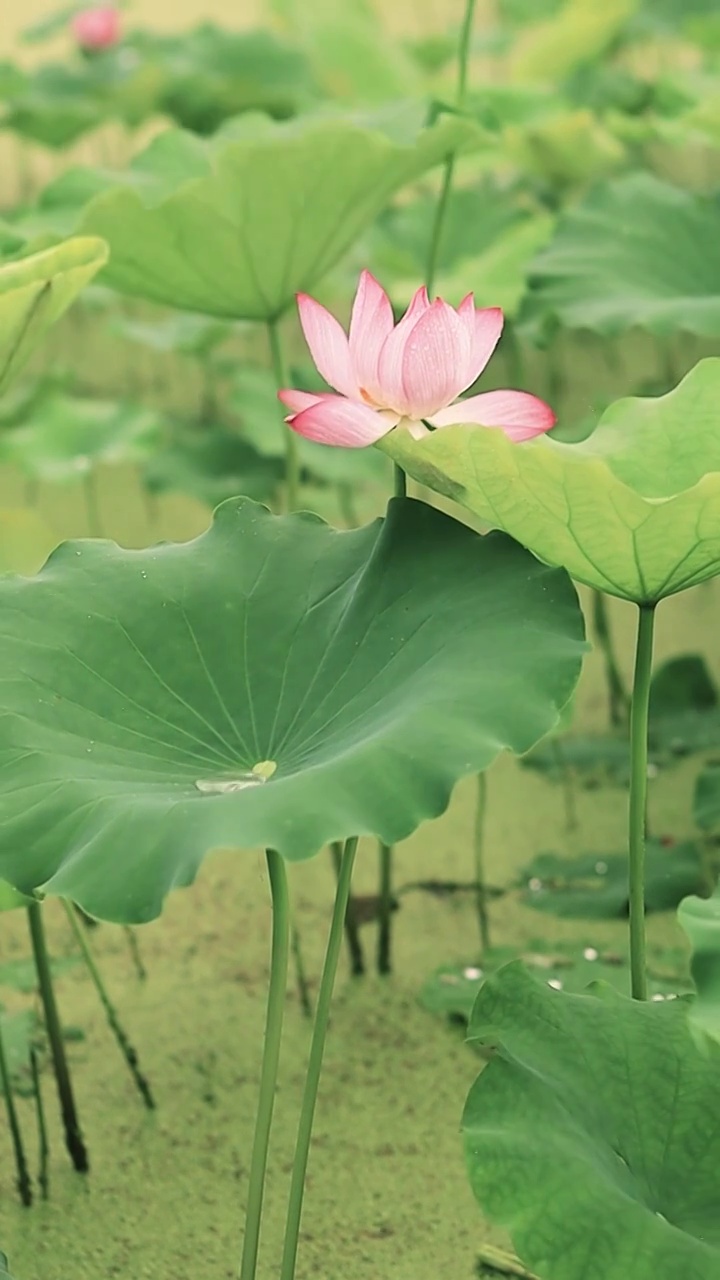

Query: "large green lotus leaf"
(416, 215), (555, 318)
(0, 1250), (14, 1279)
(462, 963), (720, 1280)
(0, 497), (584, 923)
(0, 238), (107, 396)
(380, 359), (720, 603)
(522, 174), (720, 340)
(71, 106), (484, 320)
(678, 888), (720, 1041)
(0, 394), (164, 482)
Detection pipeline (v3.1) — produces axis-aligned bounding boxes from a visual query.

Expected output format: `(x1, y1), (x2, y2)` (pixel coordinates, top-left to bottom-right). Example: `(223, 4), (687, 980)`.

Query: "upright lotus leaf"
(0, 497), (584, 922)
(508, 0), (637, 83)
(507, 110), (626, 196)
(268, 0), (420, 102)
(462, 963), (720, 1280)
(380, 359), (720, 602)
(69, 106), (485, 320)
(678, 888), (720, 1041)
(0, 238), (108, 396)
(522, 174), (720, 341)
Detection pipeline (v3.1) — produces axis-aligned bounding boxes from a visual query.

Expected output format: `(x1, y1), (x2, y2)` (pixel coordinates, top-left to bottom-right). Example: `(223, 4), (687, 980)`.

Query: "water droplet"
(548, 978), (563, 990)
(195, 761), (277, 795)
(595, 860), (608, 875)
(75, 551), (82, 556)
(583, 947), (599, 961)
(528, 877), (543, 892)
(651, 993), (666, 1002)
(463, 966), (483, 981)
(140, 571), (148, 579)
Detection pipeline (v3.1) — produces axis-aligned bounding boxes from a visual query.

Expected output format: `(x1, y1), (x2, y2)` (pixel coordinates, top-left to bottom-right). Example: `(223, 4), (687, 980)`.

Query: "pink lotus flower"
(72, 6), (121, 50)
(279, 271), (555, 448)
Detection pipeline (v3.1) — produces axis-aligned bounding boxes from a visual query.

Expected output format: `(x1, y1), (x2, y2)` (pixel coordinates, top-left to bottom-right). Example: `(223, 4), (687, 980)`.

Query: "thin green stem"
(267, 319), (299, 513)
(628, 604), (656, 1002)
(393, 464), (407, 498)
(63, 901), (155, 1110)
(551, 737), (578, 834)
(330, 842), (365, 976)
(30, 1046), (49, 1200)
(280, 837), (359, 1280)
(27, 902), (89, 1172)
(377, 843), (394, 975)
(124, 926), (147, 981)
(290, 921), (313, 1020)
(473, 773), (491, 952)
(425, 159), (455, 299)
(592, 591), (630, 728)
(0, 1015), (33, 1205)
(239, 850), (291, 1280)
(425, 0), (478, 297)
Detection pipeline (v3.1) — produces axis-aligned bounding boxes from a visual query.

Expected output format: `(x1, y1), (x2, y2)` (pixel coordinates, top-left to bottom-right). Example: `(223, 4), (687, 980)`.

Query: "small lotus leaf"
(0, 238), (108, 396)
(380, 359), (720, 603)
(463, 963), (720, 1280)
(0, 497), (584, 922)
(678, 888), (720, 1041)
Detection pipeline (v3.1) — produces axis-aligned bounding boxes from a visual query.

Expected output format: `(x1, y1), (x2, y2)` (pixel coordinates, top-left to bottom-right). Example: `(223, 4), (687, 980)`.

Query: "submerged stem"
(592, 591), (630, 727)
(330, 842), (365, 976)
(425, 0), (478, 297)
(239, 850), (290, 1280)
(473, 773), (491, 953)
(377, 843), (394, 975)
(30, 1046), (49, 1200)
(0, 1014), (32, 1205)
(267, 319), (299, 513)
(63, 901), (155, 1110)
(280, 837), (359, 1280)
(628, 603), (656, 1001)
(27, 902), (89, 1172)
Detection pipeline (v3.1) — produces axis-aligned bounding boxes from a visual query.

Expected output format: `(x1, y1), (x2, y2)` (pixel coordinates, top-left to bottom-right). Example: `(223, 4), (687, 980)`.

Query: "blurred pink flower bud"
(72, 6), (121, 50)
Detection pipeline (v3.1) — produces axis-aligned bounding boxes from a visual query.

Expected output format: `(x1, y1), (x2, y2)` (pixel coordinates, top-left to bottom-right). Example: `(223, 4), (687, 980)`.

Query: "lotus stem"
(124, 926), (147, 981)
(280, 837), (359, 1280)
(377, 842), (394, 975)
(393, 464), (407, 498)
(30, 1047), (49, 1200)
(62, 901), (155, 1110)
(239, 849), (290, 1280)
(290, 921), (313, 1019)
(473, 772), (491, 952)
(267, 318), (299, 513)
(550, 737), (578, 833)
(330, 842), (365, 976)
(26, 902), (89, 1173)
(628, 603), (656, 1001)
(592, 591), (630, 727)
(0, 1014), (33, 1206)
(425, 0), (478, 297)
